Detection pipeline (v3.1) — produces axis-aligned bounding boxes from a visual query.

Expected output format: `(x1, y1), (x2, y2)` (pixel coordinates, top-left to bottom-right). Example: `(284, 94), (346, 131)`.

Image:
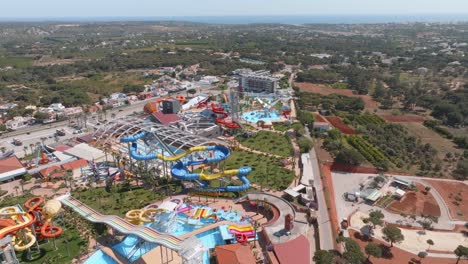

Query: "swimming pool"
(242, 110), (281, 123)
(84, 206), (247, 264)
(84, 249), (117, 264)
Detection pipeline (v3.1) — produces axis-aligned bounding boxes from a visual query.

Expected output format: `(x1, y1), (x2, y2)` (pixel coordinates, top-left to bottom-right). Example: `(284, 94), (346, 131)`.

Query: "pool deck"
(134, 246), (181, 264)
(243, 192), (306, 244)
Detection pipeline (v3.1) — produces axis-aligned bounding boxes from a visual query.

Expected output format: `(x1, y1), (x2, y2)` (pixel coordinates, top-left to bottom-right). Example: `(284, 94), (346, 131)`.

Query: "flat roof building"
(0, 156), (27, 182)
(240, 70), (279, 94)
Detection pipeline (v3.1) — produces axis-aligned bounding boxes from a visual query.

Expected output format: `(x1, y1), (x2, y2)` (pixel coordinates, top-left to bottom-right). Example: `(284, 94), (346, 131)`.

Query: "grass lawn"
(73, 185), (173, 216)
(273, 122), (303, 132)
(236, 131), (293, 157)
(0, 56), (34, 68)
(224, 150), (295, 190)
(20, 227), (86, 264)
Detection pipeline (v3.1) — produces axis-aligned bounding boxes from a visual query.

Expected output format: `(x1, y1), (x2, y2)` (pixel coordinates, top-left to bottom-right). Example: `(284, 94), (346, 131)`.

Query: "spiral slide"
(211, 103), (241, 129)
(121, 133), (251, 192)
(24, 197), (63, 239)
(0, 207), (36, 251)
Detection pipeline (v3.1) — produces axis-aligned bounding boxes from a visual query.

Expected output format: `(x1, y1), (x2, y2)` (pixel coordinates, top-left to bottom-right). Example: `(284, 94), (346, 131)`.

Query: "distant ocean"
(2, 14), (468, 24)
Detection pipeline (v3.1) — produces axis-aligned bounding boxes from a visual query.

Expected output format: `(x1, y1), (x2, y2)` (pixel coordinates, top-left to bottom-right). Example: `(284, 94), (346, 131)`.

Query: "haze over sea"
(2, 14), (468, 24)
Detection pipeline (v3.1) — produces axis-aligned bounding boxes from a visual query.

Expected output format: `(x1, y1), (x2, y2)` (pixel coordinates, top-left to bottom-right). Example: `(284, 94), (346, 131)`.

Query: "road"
(310, 147), (335, 250)
(0, 86), (220, 158)
(303, 125), (335, 250)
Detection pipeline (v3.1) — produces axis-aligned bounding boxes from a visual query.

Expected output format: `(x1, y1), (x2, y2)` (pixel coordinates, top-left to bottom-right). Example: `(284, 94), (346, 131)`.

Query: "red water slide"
(211, 103), (241, 129)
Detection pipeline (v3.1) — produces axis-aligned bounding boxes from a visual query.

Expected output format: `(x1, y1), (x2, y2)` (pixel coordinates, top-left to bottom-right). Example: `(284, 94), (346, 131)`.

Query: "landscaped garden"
(225, 150), (295, 190)
(236, 130), (293, 157)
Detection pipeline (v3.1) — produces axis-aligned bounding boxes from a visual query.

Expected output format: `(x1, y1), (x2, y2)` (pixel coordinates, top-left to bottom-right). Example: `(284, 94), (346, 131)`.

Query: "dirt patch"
(325, 116), (356, 134)
(349, 229), (459, 264)
(425, 180), (468, 221)
(315, 140), (333, 163)
(387, 183), (441, 217)
(382, 115), (426, 122)
(313, 112), (327, 122)
(294, 82), (379, 109)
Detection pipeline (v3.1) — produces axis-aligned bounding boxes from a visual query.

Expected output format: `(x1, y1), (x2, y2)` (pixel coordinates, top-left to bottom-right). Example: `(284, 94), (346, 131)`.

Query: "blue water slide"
(120, 132), (147, 143)
(122, 137), (251, 192)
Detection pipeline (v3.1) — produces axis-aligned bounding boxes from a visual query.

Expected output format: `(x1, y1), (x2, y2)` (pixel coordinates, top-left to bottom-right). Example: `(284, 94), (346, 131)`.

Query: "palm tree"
(29, 143), (34, 155)
(64, 170), (73, 191)
(14, 186), (20, 196)
(19, 179), (25, 194)
(23, 146), (28, 156)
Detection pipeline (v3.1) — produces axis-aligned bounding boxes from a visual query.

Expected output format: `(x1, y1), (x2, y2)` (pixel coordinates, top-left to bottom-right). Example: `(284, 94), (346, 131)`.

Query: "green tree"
(298, 137), (313, 153)
(313, 250), (335, 264)
(453, 160), (468, 180)
(187, 88), (197, 96)
(426, 239), (434, 250)
(382, 226), (404, 247)
(33, 111), (50, 122)
(454, 245), (468, 264)
(343, 238), (366, 264)
(335, 148), (365, 166)
(363, 210), (385, 231)
(365, 243), (382, 261)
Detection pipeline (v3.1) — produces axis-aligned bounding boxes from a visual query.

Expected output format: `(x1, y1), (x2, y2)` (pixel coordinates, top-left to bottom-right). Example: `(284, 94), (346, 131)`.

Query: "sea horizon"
(1, 14), (468, 24)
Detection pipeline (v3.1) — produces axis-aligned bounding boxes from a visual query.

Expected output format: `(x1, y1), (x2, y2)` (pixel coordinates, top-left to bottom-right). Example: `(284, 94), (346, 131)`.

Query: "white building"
(5, 116), (33, 130)
(49, 103), (66, 112)
(199, 76), (219, 85)
(240, 70), (279, 94)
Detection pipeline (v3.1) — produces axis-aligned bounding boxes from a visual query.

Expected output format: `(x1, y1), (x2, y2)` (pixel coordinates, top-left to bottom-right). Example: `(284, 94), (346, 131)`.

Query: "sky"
(1, 0), (468, 19)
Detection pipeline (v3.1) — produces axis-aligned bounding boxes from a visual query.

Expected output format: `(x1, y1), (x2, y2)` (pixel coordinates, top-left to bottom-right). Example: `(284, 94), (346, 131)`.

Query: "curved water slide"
(211, 103), (241, 129)
(57, 194), (183, 251)
(121, 134), (251, 192)
(0, 207), (37, 251)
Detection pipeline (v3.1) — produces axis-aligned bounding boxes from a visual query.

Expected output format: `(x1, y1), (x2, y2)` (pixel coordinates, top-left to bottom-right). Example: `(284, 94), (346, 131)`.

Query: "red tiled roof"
(54, 144), (72, 152)
(39, 165), (66, 179)
(151, 112), (181, 125)
(61, 159), (88, 171)
(0, 156), (24, 174)
(215, 243), (256, 264)
(273, 235), (310, 264)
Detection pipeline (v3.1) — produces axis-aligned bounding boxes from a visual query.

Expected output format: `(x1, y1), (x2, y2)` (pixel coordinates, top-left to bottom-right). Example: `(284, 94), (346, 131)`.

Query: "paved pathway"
(350, 211), (465, 258)
(309, 147), (335, 250)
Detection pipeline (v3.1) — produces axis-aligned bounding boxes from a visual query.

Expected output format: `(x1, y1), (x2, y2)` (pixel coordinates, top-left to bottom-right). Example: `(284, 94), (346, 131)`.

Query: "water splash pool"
(242, 110), (281, 123)
(85, 206), (251, 264)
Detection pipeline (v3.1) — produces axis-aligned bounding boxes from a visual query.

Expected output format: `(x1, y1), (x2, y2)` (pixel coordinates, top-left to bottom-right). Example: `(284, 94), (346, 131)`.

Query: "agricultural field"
(401, 122), (461, 163)
(325, 116), (356, 134)
(348, 113), (386, 126)
(294, 82), (379, 109)
(0, 56), (34, 68)
(346, 135), (391, 170)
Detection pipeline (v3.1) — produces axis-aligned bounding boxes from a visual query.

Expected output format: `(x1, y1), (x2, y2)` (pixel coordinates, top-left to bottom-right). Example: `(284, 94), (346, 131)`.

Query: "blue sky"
(1, 0), (468, 18)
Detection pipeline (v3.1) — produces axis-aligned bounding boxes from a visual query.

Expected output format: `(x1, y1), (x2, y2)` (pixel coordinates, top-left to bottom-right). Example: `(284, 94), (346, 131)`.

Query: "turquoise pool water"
(242, 110), (281, 123)
(85, 206), (246, 264)
(84, 249), (117, 264)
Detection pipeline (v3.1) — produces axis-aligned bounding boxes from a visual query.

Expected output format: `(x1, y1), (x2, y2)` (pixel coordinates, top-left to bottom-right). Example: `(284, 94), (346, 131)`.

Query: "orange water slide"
(24, 197), (63, 239)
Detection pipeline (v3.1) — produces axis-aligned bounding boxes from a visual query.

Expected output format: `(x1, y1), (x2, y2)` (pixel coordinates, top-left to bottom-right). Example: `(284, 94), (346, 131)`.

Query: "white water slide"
(182, 94), (209, 110)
